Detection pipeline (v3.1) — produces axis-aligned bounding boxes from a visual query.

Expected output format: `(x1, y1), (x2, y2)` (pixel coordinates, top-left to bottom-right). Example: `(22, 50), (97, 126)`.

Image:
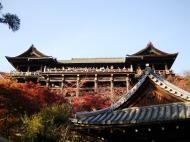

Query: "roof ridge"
(15, 44), (49, 58)
(129, 42), (177, 56)
(71, 57), (125, 60)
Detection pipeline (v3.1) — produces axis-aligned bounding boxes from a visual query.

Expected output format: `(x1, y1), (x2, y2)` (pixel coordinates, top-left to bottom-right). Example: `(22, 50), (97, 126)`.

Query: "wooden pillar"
(165, 64), (168, 71)
(61, 75), (64, 89)
(126, 76), (129, 93)
(76, 74), (80, 97)
(16, 65), (19, 71)
(27, 66), (30, 72)
(130, 64), (133, 72)
(94, 74), (98, 92)
(43, 66), (46, 72)
(110, 74), (114, 99)
(46, 76), (49, 87)
(40, 66), (43, 72)
(152, 64), (155, 72)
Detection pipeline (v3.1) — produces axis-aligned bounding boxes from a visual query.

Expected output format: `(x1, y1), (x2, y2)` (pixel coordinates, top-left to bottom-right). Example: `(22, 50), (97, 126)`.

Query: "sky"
(0, 0), (190, 74)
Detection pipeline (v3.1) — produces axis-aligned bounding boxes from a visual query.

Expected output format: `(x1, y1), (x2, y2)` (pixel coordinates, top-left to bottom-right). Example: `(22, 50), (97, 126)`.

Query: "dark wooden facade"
(72, 68), (190, 142)
(6, 42), (178, 96)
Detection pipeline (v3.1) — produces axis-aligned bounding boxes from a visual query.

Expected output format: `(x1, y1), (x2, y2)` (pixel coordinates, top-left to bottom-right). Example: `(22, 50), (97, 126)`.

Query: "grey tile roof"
(72, 67), (190, 125)
(58, 58), (125, 64)
(72, 102), (190, 125)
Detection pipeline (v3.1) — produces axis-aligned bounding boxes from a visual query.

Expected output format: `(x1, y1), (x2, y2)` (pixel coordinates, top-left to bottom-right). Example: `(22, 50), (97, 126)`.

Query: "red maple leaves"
(71, 93), (112, 112)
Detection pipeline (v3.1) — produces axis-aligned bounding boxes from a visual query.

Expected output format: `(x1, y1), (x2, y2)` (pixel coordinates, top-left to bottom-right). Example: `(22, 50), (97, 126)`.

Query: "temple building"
(72, 67), (190, 142)
(6, 42), (178, 96)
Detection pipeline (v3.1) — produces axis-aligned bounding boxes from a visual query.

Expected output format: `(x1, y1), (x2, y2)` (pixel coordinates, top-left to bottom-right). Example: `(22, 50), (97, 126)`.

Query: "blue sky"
(0, 0), (190, 74)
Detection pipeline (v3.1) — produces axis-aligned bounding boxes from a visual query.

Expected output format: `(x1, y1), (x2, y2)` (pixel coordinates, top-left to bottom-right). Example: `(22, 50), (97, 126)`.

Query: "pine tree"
(0, 2), (20, 31)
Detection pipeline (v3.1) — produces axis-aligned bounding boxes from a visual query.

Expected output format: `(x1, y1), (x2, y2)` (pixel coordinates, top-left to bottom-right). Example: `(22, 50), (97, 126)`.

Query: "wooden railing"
(10, 68), (174, 78)
(10, 71), (41, 77)
(43, 68), (133, 73)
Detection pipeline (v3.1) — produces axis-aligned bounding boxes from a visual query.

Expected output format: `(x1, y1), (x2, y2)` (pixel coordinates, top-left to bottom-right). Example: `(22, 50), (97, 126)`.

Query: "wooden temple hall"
(6, 42), (178, 96)
(72, 67), (190, 142)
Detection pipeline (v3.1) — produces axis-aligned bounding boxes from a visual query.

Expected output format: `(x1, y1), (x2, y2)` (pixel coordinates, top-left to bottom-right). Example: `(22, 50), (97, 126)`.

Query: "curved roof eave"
(15, 44), (49, 58)
(128, 42), (178, 57)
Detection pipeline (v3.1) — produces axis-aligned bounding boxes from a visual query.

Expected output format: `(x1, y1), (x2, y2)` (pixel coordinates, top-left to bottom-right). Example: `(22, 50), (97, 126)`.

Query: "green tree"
(0, 2), (20, 31)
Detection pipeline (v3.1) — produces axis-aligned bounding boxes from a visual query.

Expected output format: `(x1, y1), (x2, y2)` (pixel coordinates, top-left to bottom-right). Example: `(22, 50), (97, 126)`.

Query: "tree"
(0, 2), (20, 31)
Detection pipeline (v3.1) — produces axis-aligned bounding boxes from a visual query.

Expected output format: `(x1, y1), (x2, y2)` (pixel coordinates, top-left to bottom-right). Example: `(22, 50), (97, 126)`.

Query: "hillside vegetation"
(0, 79), (111, 141)
(0, 72), (189, 141)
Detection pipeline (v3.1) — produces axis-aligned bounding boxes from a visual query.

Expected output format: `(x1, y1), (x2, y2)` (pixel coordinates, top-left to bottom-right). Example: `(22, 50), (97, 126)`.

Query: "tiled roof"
(58, 58), (125, 64)
(128, 42), (178, 56)
(72, 67), (190, 125)
(15, 44), (50, 58)
(72, 102), (190, 125)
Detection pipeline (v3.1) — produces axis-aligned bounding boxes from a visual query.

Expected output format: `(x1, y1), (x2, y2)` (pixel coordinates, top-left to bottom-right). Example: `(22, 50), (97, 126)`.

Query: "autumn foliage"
(0, 79), (68, 138)
(167, 72), (190, 93)
(0, 79), (112, 140)
(72, 93), (112, 112)
(0, 79), (66, 114)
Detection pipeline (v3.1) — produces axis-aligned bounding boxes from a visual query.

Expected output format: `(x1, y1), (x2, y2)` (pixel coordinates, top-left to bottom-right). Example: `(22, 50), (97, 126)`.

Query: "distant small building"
(72, 67), (190, 142)
(6, 42), (178, 96)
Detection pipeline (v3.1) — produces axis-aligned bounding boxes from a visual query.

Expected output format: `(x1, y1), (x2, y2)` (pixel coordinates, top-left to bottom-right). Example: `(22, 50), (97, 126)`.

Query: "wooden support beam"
(94, 74), (98, 92)
(46, 77), (49, 87)
(110, 74), (114, 99)
(61, 74), (64, 88)
(152, 64), (155, 73)
(40, 66), (43, 72)
(130, 64), (133, 72)
(61, 82), (64, 88)
(165, 64), (168, 71)
(27, 66), (30, 72)
(43, 66), (46, 72)
(76, 74), (80, 97)
(126, 76), (129, 93)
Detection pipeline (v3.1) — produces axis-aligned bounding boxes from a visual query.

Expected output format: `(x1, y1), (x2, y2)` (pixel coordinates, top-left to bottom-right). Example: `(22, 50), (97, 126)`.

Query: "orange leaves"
(167, 75), (190, 93)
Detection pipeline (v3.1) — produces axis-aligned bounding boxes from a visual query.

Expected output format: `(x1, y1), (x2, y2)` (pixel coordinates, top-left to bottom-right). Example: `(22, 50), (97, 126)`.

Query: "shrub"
(21, 104), (71, 142)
